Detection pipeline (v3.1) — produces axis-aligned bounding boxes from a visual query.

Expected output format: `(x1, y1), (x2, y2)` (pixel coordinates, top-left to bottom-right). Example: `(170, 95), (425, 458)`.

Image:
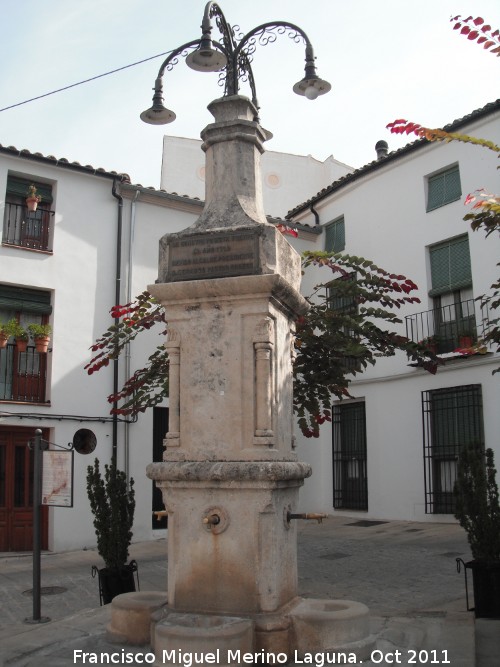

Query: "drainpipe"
(310, 202), (320, 226)
(123, 189), (140, 481)
(111, 179), (124, 469)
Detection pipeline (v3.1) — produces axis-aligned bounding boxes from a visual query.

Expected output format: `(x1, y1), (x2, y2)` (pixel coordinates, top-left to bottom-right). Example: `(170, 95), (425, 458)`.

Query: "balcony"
(2, 203), (53, 252)
(0, 343), (48, 403)
(405, 298), (487, 355)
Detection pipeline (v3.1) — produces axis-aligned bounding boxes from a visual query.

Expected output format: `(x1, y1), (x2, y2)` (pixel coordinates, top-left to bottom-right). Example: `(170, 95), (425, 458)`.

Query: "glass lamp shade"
(293, 76), (331, 100)
(186, 47), (227, 72)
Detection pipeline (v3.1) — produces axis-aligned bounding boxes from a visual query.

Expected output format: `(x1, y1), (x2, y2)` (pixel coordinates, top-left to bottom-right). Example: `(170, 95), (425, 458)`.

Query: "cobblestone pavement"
(0, 540), (168, 625)
(0, 518), (469, 626)
(296, 518), (469, 615)
(1, 516), (498, 666)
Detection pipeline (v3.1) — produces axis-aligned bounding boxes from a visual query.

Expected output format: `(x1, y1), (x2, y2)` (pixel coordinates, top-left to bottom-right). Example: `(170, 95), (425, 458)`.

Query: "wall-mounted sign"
(42, 450), (74, 507)
(166, 230), (260, 282)
(72, 428), (97, 455)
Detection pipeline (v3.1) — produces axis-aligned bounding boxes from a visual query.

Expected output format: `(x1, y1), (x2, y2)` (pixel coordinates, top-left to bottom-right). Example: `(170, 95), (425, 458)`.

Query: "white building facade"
(0, 147), (202, 553)
(0, 99), (498, 554)
(287, 100), (500, 522)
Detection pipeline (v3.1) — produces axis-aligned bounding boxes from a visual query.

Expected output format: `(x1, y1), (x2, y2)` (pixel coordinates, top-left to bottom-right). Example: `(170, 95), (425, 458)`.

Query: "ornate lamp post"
(140, 1), (331, 125)
(119, 3), (370, 663)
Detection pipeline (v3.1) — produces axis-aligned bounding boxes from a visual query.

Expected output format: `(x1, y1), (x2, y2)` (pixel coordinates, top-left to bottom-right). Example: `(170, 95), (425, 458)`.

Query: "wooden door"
(0, 427), (48, 551)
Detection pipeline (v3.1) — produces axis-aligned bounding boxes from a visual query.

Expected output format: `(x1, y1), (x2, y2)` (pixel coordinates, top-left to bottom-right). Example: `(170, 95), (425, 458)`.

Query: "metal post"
(33, 428), (42, 621)
(25, 429), (50, 623)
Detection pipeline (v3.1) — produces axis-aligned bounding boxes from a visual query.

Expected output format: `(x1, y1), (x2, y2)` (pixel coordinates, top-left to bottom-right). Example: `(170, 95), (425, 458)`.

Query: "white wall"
(292, 110), (500, 521)
(161, 135), (353, 219)
(0, 155), (203, 552)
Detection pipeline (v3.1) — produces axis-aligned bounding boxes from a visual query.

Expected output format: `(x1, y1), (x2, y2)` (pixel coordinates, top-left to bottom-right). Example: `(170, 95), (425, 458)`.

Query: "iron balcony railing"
(0, 343), (48, 403)
(405, 297), (487, 355)
(2, 202), (54, 252)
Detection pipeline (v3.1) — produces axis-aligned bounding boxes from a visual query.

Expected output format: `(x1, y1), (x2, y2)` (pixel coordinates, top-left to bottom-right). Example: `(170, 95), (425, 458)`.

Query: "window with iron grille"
(427, 165), (461, 212)
(428, 235), (475, 352)
(0, 285), (52, 403)
(2, 176), (54, 252)
(332, 401), (368, 510)
(324, 217), (345, 252)
(422, 384), (484, 514)
(328, 273), (361, 372)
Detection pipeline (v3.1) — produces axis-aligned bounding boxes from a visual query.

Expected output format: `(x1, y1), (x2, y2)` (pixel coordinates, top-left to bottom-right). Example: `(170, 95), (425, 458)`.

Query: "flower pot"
(469, 560), (500, 618)
(462, 560), (500, 619)
(26, 197), (39, 212)
(92, 561), (138, 605)
(459, 336), (473, 348)
(0, 335), (8, 349)
(34, 336), (50, 353)
(16, 339), (28, 353)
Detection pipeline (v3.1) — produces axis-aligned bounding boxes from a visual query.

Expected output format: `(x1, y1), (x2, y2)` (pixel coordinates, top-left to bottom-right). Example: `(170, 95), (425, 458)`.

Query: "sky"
(1, 0), (499, 189)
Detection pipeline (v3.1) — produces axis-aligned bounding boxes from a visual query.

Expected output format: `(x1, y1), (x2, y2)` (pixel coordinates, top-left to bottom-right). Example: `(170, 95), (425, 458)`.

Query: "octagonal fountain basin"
(153, 611), (253, 667)
(290, 598), (375, 660)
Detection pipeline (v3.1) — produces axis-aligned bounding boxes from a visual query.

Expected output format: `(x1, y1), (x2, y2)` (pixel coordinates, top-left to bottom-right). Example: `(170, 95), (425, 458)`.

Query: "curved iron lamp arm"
(140, 2), (330, 125)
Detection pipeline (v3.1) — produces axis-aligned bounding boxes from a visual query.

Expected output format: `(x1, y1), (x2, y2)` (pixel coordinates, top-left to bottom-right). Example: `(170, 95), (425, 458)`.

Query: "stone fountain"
(106, 94), (374, 664)
(107, 4), (374, 662)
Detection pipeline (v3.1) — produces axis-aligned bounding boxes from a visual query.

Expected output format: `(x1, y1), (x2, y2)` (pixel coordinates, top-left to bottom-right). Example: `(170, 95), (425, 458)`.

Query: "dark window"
(422, 384), (484, 514)
(2, 176), (54, 252)
(427, 165), (461, 211)
(328, 273), (361, 372)
(0, 285), (52, 403)
(332, 402), (368, 510)
(427, 235), (475, 352)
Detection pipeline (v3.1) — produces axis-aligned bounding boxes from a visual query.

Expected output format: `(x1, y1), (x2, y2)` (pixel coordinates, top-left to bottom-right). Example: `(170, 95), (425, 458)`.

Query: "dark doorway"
(0, 427), (49, 551)
(152, 407), (169, 529)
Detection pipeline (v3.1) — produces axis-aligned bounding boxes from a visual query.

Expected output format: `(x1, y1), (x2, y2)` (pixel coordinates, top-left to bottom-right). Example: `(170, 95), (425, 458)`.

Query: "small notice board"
(42, 450), (74, 507)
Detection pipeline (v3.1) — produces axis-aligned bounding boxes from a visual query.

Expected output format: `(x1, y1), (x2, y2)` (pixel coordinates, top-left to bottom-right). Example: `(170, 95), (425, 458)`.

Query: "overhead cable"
(0, 49), (174, 113)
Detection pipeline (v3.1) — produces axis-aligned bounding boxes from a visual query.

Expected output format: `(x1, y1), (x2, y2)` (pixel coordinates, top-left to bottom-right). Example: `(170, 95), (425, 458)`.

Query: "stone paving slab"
(0, 518), (498, 666)
(0, 609), (474, 667)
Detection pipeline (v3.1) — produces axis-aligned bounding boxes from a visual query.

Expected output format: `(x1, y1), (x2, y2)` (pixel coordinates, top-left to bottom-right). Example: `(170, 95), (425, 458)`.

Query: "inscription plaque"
(167, 231), (260, 282)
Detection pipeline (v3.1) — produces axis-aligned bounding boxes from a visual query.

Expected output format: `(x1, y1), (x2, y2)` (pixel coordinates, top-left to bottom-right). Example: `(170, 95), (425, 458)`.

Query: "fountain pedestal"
(139, 95), (373, 661)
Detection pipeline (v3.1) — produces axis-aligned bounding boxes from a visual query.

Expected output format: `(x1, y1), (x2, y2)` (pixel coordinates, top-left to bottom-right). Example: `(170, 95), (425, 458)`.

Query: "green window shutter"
(427, 166), (461, 211)
(429, 235), (472, 296)
(6, 176), (53, 204)
(325, 217), (345, 252)
(0, 285), (52, 314)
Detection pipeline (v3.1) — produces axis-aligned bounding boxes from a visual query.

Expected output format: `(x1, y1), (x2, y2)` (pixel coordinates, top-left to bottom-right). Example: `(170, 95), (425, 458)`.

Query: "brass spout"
(287, 512), (328, 524)
(203, 514), (221, 526)
(153, 510), (168, 521)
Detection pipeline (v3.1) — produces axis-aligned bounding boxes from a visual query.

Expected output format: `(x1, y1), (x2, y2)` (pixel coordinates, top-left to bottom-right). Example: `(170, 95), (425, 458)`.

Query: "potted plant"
(0, 322), (8, 349)
(26, 184), (42, 212)
(418, 335), (440, 355)
(458, 335), (474, 348)
(27, 323), (52, 353)
(86, 458), (136, 604)
(5, 319), (29, 352)
(454, 443), (500, 618)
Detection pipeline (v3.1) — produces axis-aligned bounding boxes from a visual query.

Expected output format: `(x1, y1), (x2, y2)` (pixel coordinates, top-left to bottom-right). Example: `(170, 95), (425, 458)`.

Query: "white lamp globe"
(304, 85), (320, 100)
